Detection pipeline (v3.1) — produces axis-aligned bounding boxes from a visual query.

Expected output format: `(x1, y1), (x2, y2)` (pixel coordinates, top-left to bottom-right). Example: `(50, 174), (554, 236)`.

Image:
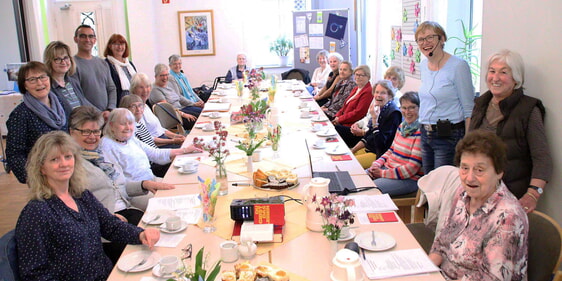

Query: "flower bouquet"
(193, 121), (229, 195)
(175, 246), (221, 281)
(245, 68), (265, 100)
(198, 177), (220, 233)
(312, 194), (355, 240)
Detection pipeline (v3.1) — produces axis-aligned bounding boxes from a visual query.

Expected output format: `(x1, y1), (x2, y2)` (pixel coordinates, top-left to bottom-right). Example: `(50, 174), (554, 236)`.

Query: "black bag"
(193, 84), (213, 102)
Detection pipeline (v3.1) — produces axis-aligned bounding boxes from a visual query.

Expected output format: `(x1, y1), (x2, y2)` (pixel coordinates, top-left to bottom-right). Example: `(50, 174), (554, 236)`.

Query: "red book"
(331, 155), (352, 161)
(231, 221), (284, 243)
(367, 212), (399, 223)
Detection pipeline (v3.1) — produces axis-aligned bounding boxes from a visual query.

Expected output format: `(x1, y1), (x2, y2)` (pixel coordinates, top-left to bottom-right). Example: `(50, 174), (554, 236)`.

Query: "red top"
(335, 82), (373, 126)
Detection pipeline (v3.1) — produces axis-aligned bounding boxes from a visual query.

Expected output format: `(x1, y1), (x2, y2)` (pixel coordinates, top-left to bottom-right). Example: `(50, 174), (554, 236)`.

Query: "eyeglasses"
(158, 74), (169, 77)
(73, 128), (102, 136)
(355, 73), (368, 77)
(416, 34), (440, 45)
(53, 56), (70, 64)
(181, 243), (192, 260)
(128, 103), (144, 110)
(400, 106), (418, 111)
(78, 34), (96, 39)
(25, 75), (49, 84)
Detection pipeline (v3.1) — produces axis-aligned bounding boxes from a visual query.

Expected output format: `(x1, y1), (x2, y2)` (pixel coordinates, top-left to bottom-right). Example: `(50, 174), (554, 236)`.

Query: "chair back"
(281, 68), (311, 84)
(152, 103), (185, 135)
(0, 229), (20, 281)
(528, 210), (562, 281)
(212, 76), (226, 90)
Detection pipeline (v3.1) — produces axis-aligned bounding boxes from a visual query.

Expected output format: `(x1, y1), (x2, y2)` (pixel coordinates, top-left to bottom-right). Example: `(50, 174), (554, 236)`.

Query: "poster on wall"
(178, 10), (215, 57)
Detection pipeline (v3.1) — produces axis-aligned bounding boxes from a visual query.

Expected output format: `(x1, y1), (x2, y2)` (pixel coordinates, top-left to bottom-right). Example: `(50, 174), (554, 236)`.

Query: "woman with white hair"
(469, 49), (552, 213)
(99, 108), (201, 181)
(314, 52), (344, 106)
(306, 50), (331, 94)
(225, 52), (248, 83)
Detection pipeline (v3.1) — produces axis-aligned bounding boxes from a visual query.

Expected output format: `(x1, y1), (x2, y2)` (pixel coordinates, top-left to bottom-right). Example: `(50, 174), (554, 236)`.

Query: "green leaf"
(206, 260), (222, 281)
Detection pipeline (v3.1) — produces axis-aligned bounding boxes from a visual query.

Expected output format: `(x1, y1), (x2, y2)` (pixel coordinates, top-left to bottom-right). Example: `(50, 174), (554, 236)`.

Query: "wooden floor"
(0, 137), (28, 236)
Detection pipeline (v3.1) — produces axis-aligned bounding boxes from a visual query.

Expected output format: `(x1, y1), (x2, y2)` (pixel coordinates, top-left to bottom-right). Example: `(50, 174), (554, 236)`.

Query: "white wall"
(127, 0), (246, 86)
(481, 1), (562, 225)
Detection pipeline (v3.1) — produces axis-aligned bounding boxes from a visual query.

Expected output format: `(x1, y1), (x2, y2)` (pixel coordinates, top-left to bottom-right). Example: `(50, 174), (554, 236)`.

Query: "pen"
(232, 183), (252, 186)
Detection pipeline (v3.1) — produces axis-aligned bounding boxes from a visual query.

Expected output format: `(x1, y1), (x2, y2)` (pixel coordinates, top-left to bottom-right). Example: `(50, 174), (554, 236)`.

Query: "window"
(241, 0), (298, 66)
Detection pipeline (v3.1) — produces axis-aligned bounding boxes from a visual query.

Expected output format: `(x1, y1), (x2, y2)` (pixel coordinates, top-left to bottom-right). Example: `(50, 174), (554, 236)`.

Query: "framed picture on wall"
(178, 10), (215, 56)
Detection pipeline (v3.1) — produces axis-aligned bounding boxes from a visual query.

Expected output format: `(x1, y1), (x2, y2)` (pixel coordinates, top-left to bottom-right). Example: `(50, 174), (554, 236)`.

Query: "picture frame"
(178, 10), (216, 57)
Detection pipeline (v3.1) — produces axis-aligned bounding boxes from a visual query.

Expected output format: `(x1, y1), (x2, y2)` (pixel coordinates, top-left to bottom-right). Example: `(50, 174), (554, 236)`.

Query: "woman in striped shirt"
(366, 91), (423, 196)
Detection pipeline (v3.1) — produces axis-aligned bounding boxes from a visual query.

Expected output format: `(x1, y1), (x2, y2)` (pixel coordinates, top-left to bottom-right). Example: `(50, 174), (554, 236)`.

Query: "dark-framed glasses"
(25, 75), (49, 84)
(73, 128), (102, 136)
(128, 103), (144, 111)
(53, 56), (70, 64)
(355, 73), (368, 77)
(416, 34), (440, 45)
(78, 34), (96, 39)
(181, 243), (192, 260)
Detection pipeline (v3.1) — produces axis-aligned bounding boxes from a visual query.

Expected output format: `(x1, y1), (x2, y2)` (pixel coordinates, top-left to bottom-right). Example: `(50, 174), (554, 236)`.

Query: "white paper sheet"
(175, 208), (204, 225)
(309, 23), (323, 36)
(296, 16), (306, 33)
(146, 194), (201, 212)
(154, 233), (187, 248)
(294, 34), (309, 48)
(345, 194), (398, 212)
(309, 37), (324, 49)
(361, 248), (440, 279)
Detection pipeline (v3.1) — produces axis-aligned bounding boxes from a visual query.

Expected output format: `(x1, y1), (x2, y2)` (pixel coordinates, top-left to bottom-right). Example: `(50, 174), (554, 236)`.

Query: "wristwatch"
(529, 185), (543, 195)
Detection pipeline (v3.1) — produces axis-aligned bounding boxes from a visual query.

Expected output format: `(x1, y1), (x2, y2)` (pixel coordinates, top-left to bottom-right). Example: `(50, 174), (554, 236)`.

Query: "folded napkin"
(331, 155), (352, 161)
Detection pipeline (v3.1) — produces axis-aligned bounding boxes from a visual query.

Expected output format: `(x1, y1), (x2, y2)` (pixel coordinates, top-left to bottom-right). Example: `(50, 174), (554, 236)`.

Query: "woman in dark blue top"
(15, 131), (160, 281)
(6, 61), (67, 183)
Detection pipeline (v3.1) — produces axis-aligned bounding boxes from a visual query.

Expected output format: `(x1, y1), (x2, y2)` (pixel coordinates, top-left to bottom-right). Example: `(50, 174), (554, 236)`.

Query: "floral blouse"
(430, 184), (528, 281)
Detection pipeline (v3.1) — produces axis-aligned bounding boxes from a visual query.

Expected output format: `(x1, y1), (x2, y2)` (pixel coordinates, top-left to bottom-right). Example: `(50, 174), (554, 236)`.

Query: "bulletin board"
(292, 9), (350, 75)
(389, 0), (422, 80)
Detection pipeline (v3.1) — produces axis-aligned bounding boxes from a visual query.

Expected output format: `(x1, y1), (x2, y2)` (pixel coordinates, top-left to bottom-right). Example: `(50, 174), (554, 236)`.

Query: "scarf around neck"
(170, 70), (198, 102)
(399, 120), (420, 137)
(107, 55), (135, 90)
(23, 91), (66, 129)
(81, 149), (117, 180)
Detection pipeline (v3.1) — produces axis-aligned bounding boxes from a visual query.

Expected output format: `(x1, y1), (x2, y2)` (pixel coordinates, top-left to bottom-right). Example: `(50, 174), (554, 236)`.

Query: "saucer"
(152, 264), (185, 278)
(316, 130), (337, 137)
(209, 115), (221, 119)
(202, 127), (216, 132)
(312, 116), (329, 122)
(141, 210), (174, 225)
(312, 144), (326, 149)
(325, 146), (348, 155)
(338, 230), (356, 242)
(117, 250), (160, 272)
(173, 157), (200, 168)
(178, 167), (197, 174)
(354, 231), (396, 251)
(159, 221), (188, 233)
(300, 115), (312, 119)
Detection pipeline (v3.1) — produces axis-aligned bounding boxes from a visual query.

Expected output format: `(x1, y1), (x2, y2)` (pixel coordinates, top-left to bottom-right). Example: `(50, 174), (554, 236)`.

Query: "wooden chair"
(391, 189), (425, 224)
(527, 211), (562, 281)
(152, 103), (186, 135)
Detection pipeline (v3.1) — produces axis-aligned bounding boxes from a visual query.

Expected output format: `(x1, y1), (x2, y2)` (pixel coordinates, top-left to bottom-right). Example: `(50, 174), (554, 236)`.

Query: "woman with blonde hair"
(15, 131), (160, 280)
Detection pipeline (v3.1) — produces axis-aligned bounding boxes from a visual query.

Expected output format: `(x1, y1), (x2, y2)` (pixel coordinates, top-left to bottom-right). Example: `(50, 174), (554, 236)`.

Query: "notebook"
(305, 139), (357, 195)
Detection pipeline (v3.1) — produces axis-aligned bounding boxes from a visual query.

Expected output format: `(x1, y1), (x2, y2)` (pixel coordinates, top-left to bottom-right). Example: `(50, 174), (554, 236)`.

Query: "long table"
(107, 81), (444, 280)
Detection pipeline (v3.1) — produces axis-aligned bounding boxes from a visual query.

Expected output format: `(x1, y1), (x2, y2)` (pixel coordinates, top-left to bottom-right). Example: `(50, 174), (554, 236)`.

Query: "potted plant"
(448, 19), (482, 87)
(269, 36), (293, 66)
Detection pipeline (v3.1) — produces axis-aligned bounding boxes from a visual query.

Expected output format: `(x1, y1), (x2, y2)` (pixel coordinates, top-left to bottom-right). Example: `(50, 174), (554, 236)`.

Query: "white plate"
(178, 167), (197, 174)
(354, 231), (396, 251)
(152, 264), (185, 278)
(202, 127), (216, 132)
(159, 221), (188, 233)
(117, 251), (161, 272)
(212, 91), (226, 96)
(299, 95), (313, 99)
(208, 99), (221, 103)
(312, 144), (326, 149)
(200, 112), (211, 117)
(300, 115), (312, 119)
(209, 115), (221, 119)
(173, 157), (199, 168)
(141, 210), (174, 225)
(316, 130), (337, 137)
(338, 230), (356, 242)
(193, 123), (208, 129)
(325, 145), (348, 155)
(312, 116), (329, 122)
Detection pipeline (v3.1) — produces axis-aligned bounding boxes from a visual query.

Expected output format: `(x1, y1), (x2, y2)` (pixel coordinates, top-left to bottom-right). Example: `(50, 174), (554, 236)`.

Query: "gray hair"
(487, 49), (525, 89)
(373, 79), (397, 98)
(328, 52), (344, 62)
(154, 63), (169, 77)
(168, 54), (181, 65)
(69, 106), (103, 130)
(316, 50), (329, 61)
(119, 94), (143, 109)
(130, 73), (151, 94)
(103, 108), (136, 140)
(354, 65), (371, 79)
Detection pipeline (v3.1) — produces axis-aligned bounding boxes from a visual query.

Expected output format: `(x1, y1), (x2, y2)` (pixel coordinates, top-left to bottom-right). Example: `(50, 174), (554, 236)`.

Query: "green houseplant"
(269, 36), (293, 66)
(448, 19), (482, 86)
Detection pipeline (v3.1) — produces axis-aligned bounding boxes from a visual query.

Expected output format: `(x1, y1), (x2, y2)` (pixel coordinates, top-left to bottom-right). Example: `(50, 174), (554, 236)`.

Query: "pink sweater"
(374, 126), (423, 180)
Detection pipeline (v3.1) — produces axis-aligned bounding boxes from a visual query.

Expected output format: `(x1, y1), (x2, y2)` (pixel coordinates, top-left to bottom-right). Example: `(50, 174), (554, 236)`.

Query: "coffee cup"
(210, 112), (220, 118)
(300, 102), (308, 108)
(312, 123), (323, 132)
(159, 255), (179, 275)
(204, 123), (214, 130)
(165, 216), (182, 231)
(181, 159), (199, 172)
(220, 241), (239, 263)
(315, 139), (326, 147)
(220, 97), (229, 103)
(339, 226), (351, 239)
(301, 111), (310, 118)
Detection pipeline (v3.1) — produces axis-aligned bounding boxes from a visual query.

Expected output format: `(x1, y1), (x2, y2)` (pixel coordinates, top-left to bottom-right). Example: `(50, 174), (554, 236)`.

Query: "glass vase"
(216, 161), (228, 196)
(246, 155), (253, 174)
(202, 202), (216, 233)
(271, 141), (280, 159)
(328, 238), (339, 259)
